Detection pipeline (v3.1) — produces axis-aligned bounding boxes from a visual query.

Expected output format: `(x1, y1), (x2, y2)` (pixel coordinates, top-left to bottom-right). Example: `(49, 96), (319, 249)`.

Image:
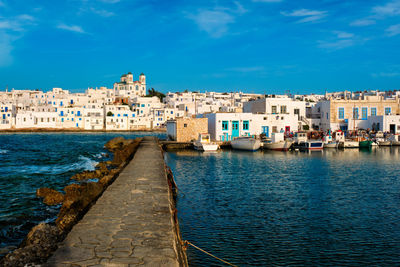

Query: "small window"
(362, 107), (368, 120)
(280, 105), (287, 114)
(272, 106), (277, 114)
(385, 107), (391, 115)
(184, 123), (187, 127)
(353, 107), (359, 119)
(222, 121), (228, 130)
(371, 107), (377, 116)
(338, 107), (344, 119)
(243, 120), (249, 130)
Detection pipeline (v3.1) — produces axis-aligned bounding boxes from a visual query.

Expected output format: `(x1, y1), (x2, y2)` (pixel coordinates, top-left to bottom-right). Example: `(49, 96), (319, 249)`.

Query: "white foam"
(77, 155), (98, 171)
(0, 149), (8, 154)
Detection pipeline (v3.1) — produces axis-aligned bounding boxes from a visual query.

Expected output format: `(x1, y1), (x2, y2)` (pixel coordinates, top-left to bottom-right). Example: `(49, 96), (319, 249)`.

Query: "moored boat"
(298, 141), (324, 151)
(359, 140), (373, 148)
(231, 136), (261, 151)
(193, 133), (219, 151)
(263, 132), (293, 151)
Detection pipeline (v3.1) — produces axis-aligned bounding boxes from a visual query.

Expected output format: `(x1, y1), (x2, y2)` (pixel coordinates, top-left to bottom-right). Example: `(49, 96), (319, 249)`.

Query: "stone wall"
(176, 118), (208, 142)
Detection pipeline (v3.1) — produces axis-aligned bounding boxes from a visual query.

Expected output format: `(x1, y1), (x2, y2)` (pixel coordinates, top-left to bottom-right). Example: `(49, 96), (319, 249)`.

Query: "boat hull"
(231, 138), (261, 151)
(263, 141), (293, 151)
(193, 142), (219, 151)
(359, 140), (373, 148)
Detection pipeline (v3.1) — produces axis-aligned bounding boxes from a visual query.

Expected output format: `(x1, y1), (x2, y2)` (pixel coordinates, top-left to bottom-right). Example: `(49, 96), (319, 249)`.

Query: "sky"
(0, 0), (400, 94)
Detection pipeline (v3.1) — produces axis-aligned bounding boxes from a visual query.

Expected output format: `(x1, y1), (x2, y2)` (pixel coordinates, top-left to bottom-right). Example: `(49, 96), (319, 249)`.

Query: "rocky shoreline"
(0, 137), (142, 267)
(0, 128), (166, 133)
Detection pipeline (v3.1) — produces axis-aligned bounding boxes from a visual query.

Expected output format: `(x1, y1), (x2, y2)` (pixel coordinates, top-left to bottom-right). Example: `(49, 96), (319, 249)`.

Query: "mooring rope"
(183, 240), (238, 267)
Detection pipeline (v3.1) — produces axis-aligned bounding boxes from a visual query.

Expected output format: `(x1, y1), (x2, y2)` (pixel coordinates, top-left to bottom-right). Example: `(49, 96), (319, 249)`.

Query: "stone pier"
(46, 137), (187, 266)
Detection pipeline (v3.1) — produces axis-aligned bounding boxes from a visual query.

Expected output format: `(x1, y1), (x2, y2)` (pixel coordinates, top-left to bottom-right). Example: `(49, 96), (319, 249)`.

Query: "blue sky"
(0, 0), (400, 94)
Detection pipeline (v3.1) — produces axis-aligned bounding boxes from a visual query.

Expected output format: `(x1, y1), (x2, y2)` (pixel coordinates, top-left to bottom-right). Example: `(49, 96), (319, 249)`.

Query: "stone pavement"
(46, 137), (185, 267)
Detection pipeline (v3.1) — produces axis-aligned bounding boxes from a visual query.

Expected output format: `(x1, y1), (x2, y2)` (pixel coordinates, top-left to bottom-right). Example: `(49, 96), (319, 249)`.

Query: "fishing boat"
(388, 134), (400, 146)
(193, 133), (219, 151)
(323, 134), (339, 148)
(298, 140), (324, 151)
(231, 136), (261, 151)
(263, 132), (293, 151)
(339, 140), (359, 148)
(359, 140), (373, 148)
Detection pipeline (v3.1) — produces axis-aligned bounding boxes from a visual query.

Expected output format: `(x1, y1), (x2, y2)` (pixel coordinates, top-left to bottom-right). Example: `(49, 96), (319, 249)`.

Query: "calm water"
(165, 148), (400, 266)
(0, 132), (165, 254)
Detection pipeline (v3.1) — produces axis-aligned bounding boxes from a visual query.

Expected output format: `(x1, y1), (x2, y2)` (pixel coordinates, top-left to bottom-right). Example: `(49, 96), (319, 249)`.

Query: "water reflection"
(165, 147), (400, 266)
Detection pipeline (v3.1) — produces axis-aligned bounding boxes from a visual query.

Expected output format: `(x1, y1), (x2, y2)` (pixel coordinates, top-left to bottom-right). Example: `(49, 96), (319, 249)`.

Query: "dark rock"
(36, 188), (64, 206)
(0, 223), (63, 267)
(56, 182), (104, 232)
(70, 170), (98, 181)
(112, 139), (141, 166)
(104, 137), (132, 151)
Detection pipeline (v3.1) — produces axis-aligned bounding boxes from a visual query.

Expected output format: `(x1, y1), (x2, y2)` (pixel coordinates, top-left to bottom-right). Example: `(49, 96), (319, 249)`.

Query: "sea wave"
(0, 149), (8, 154)
(10, 155), (98, 175)
(93, 152), (107, 159)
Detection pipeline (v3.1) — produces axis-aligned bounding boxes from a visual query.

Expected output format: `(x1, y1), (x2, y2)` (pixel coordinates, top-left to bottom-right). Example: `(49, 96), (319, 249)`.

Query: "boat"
(193, 133), (219, 151)
(374, 131), (390, 146)
(263, 132), (293, 151)
(388, 134), (400, 146)
(231, 136), (261, 151)
(339, 140), (359, 148)
(359, 140), (373, 148)
(292, 132), (308, 150)
(323, 134), (339, 148)
(298, 140), (324, 151)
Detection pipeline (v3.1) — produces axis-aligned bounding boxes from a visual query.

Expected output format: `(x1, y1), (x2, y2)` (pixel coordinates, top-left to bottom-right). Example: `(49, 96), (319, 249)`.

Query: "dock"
(46, 137), (187, 266)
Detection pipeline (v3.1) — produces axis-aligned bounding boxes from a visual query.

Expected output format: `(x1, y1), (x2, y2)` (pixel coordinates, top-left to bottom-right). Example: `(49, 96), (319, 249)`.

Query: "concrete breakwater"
(1, 136), (187, 266)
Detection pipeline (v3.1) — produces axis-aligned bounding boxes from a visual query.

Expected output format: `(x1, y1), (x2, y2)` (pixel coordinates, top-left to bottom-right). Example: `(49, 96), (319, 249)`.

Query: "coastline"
(1, 137), (140, 266)
(0, 128), (166, 133)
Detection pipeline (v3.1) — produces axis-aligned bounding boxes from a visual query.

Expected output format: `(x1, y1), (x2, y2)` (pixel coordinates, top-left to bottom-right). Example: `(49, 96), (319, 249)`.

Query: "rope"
(183, 240), (238, 267)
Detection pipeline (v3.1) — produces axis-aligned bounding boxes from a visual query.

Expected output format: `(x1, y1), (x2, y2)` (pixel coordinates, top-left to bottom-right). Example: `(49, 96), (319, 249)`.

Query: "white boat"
(339, 140), (359, 148)
(298, 140), (324, 150)
(193, 133), (219, 151)
(323, 134), (339, 148)
(263, 133), (293, 151)
(324, 141), (339, 148)
(231, 136), (261, 151)
(388, 134), (400, 146)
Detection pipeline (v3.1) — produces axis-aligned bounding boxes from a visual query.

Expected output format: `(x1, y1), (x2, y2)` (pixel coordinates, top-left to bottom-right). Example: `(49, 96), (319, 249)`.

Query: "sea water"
(165, 148), (400, 266)
(0, 132), (165, 255)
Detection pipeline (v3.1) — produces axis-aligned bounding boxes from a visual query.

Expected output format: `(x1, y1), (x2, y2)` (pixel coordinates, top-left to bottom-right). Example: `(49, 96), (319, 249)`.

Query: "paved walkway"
(46, 137), (184, 267)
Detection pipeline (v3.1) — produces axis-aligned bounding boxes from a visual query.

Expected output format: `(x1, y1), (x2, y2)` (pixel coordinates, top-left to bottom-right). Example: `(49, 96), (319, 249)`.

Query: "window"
(271, 106), (277, 114)
(326, 112), (329, 120)
(362, 107), (368, 120)
(339, 108), (346, 119)
(243, 120), (249, 130)
(371, 107), (377, 116)
(184, 123), (187, 127)
(280, 105), (287, 114)
(385, 107), (391, 115)
(353, 107), (359, 119)
(222, 121), (228, 131)
(272, 126), (278, 133)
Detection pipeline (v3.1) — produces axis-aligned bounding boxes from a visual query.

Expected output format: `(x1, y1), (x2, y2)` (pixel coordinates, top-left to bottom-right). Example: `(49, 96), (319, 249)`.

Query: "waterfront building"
(114, 72), (146, 97)
(0, 103), (14, 129)
(243, 96), (309, 133)
(317, 95), (400, 131)
(83, 108), (105, 130)
(201, 113), (270, 141)
(166, 118), (208, 142)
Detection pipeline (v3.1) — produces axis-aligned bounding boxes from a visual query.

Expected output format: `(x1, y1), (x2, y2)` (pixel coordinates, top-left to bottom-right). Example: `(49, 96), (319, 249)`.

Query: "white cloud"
(372, 72), (400, 77)
(318, 39), (356, 50)
(373, 0), (400, 16)
(386, 24), (400, 36)
(252, 0), (283, 2)
(57, 24), (86, 34)
(334, 31), (354, 39)
(281, 9), (327, 23)
(0, 33), (13, 67)
(90, 7), (114, 17)
(227, 66), (264, 72)
(234, 1), (248, 15)
(350, 19), (376, 26)
(187, 9), (235, 38)
(99, 0), (120, 3)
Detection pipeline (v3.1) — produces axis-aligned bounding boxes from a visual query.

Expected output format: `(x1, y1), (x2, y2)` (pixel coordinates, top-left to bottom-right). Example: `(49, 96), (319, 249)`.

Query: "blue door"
(232, 121), (239, 138)
(262, 126), (269, 137)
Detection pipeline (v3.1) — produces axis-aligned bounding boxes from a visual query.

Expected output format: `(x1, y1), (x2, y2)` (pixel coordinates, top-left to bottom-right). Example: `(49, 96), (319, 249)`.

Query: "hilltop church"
(113, 72), (146, 97)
